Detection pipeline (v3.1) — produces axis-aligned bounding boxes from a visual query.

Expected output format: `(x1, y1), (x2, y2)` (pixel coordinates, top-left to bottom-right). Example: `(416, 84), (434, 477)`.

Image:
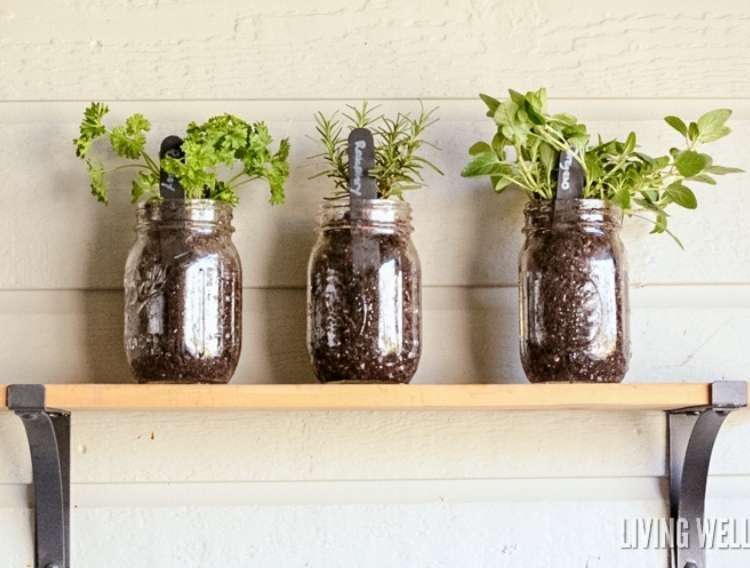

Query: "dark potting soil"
(520, 225), (629, 383)
(308, 226), (421, 383)
(125, 227), (242, 384)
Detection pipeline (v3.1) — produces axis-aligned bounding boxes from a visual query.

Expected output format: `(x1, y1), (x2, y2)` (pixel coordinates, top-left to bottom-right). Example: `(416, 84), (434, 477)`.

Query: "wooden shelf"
(0, 383), (718, 411)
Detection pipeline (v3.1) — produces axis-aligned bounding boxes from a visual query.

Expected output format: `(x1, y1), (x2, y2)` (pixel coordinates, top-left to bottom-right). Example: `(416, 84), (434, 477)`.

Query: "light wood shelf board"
(0, 383), (716, 411)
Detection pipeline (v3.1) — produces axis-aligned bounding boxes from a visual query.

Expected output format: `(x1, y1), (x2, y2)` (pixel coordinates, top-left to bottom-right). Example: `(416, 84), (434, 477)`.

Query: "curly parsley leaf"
(73, 102), (109, 158)
(110, 113), (150, 159)
(161, 115), (291, 205)
(86, 159), (108, 204)
(130, 170), (159, 203)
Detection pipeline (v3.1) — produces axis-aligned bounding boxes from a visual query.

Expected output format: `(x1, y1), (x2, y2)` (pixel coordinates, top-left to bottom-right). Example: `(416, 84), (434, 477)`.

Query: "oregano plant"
(462, 88), (742, 245)
(74, 102), (290, 205)
(310, 102), (443, 199)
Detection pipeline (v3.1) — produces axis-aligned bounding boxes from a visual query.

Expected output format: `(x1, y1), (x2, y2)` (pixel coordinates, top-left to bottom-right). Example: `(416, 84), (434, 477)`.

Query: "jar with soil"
(307, 199), (422, 383)
(124, 199), (242, 383)
(519, 199), (630, 383)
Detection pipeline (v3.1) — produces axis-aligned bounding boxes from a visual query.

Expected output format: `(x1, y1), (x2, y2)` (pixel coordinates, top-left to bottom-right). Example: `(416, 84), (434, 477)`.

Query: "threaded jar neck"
(136, 199), (235, 233)
(524, 199), (623, 233)
(319, 199), (413, 235)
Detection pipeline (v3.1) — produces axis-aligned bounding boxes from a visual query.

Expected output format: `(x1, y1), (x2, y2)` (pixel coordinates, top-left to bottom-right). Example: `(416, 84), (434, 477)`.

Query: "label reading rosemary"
(347, 128), (379, 271)
(159, 135), (185, 199)
(555, 150), (584, 200)
(347, 128), (376, 200)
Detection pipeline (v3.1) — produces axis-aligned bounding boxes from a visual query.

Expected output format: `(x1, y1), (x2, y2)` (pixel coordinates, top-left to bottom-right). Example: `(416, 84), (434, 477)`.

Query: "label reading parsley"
(159, 135), (185, 199)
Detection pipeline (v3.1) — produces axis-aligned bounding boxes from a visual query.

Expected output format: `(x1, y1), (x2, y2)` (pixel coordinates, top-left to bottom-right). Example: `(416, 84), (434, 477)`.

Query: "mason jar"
(307, 199), (422, 383)
(519, 199), (630, 383)
(124, 199), (242, 384)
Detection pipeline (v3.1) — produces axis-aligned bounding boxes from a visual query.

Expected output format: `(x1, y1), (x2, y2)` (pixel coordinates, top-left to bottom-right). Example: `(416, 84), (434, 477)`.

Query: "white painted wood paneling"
(2, 1), (749, 566)
(0, 408), (747, 483)
(1, 492), (750, 567)
(1, 0), (749, 99)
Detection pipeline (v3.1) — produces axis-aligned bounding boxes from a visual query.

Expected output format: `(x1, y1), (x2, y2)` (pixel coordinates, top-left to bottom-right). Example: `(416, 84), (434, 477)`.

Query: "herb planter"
(519, 200), (629, 383)
(462, 87), (740, 384)
(307, 102), (441, 383)
(74, 103), (290, 383)
(307, 200), (421, 383)
(124, 200), (241, 384)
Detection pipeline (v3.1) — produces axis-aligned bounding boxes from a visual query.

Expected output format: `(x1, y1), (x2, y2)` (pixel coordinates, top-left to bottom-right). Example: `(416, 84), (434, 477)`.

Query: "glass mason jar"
(519, 199), (630, 383)
(124, 200), (242, 384)
(307, 199), (422, 383)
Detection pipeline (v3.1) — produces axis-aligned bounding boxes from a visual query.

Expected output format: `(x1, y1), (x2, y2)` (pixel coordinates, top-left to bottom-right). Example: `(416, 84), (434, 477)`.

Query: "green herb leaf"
(461, 152), (508, 177)
(706, 165), (744, 175)
(109, 113), (150, 159)
(696, 108), (731, 142)
(651, 211), (668, 234)
(86, 159), (107, 204)
(493, 176), (513, 193)
(664, 116), (687, 137)
(700, 126), (732, 143)
(688, 122), (699, 142)
(73, 102), (109, 158)
(312, 102), (441, 199)
(479, 94), (500, 116)
(130, 170), (159, 203)
(690, 174), (716, 185)
(469, 141), (492, 156)
(666, 182), (698, 209)
(675, 150), (708, 177)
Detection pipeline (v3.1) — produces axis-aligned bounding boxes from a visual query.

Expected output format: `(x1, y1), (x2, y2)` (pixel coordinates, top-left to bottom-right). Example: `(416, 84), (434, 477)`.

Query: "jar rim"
(318, 198), (413, 232)
(320, 198), (412, 212)
(136, 198), (235, 230)
(137, 198), (234, 213)
(523, 198), (623, 229)
(524, 198), (622, 214)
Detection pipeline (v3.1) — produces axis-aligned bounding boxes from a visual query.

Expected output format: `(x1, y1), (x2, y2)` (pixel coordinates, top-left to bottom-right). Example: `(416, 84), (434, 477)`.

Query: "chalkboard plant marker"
(462, 88), (742, 384)
(307, 102), (442, 384)
(347, 127), (380, 271)
(158, 135), (185, 199)
(73, 103), (291, 384)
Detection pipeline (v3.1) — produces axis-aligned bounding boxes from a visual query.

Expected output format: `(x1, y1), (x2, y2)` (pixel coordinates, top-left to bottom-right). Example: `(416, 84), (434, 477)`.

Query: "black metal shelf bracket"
(8, 384), (70, 568)
(667, 381), (748, 568)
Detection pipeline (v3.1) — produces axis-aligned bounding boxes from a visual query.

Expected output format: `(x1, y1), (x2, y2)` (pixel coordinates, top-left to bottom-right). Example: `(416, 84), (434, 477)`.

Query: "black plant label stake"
(348, 128), (380, 273)
(348, 128), (377, 201)
(553, 149), (584, 222)
(159, 135), (185, 199)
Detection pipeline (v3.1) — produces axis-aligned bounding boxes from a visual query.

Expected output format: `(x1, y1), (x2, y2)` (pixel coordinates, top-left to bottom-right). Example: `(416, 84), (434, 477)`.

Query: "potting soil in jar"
(124, 199), (242, 384)
(519, 200), (630, 383)
(307, 200), (421, 383)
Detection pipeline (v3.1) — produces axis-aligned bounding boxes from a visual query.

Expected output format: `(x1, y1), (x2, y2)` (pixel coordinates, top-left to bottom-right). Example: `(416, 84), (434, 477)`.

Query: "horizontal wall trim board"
(3, 99), (750, 120)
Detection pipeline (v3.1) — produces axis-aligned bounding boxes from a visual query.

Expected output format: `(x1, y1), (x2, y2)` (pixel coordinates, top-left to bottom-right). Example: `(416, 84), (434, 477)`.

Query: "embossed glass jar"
(519, 199), (630, 383)
(124, 200), (242, 384)
(307, 200), (422, 383)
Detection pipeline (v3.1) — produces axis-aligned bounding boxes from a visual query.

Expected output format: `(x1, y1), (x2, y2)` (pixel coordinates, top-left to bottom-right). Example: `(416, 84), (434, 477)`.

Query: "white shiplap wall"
(1, 1), (749, 566)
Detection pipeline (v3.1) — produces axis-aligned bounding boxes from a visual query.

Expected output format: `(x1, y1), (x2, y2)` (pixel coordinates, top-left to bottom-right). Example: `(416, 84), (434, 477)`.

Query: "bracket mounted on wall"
(8, 384), (70, 568)
(667, 381), (747, 568)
